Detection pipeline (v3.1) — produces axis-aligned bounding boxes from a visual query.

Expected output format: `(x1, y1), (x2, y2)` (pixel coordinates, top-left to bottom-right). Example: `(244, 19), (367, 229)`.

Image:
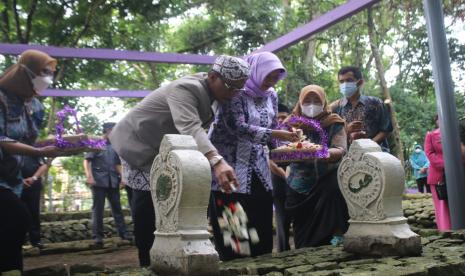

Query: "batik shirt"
(0, 90), (44, 195)
(120, 158), (150, 191)
(208, 91), (278, 194)
(331, 95), (392, 151)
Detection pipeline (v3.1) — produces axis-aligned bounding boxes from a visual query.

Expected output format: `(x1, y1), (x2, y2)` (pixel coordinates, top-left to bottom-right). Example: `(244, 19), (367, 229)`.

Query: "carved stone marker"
(338, 139), (421, 256)
(150, 135), (219, 275)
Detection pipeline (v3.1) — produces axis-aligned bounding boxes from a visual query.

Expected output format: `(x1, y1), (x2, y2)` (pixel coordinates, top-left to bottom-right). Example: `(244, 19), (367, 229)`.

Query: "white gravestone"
(150, 135), (219, 275)
(338, 139), (421, 256)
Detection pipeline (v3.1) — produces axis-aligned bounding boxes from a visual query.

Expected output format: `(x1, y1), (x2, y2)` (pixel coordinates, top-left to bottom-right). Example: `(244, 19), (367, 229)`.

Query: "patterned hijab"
(0, 50), (56, 100)
(244, 52), (286, 98)
(292, 85), (345, 128)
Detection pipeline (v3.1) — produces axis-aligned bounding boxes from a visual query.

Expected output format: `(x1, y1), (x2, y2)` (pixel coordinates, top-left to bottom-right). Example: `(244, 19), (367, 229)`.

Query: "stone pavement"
(24, 229), (465, 275)
(220, 229), (465, 275)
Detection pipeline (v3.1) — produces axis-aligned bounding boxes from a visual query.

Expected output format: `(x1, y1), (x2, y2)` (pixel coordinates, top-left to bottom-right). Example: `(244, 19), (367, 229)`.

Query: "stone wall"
(40, 216), (133, 243)
(40, 209), (131, 222)
(402, 193), (436, 229)
(37, 194), (435, 243)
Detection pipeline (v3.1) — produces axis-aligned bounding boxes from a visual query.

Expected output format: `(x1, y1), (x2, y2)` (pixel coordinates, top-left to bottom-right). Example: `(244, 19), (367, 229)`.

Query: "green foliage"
(59, 156), (85, 178)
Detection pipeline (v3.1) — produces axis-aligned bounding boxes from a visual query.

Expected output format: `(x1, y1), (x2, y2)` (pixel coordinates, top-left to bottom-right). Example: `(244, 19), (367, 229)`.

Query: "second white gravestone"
(338, 139), (421, 256)
(150, 135), (219, 275)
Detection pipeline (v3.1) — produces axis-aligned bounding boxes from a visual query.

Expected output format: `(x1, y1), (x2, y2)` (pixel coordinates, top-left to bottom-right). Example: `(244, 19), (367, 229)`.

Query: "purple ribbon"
(271, 116), (329, 161)
(37, 105), (106, 150)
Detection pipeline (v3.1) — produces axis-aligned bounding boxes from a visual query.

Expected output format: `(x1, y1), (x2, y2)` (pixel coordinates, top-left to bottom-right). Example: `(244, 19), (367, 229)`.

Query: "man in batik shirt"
(330, 66), (392, 152)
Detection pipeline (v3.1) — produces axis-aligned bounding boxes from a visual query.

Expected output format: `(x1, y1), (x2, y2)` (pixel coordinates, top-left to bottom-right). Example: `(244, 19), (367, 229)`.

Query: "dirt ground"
(24, 245), (139, 271)
(23, 234), (292, 272)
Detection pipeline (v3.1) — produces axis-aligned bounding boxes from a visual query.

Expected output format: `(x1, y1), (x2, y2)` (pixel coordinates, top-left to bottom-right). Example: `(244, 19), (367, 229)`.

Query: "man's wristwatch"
(209, 155), (224, 167)
(32, 176), (39, 181)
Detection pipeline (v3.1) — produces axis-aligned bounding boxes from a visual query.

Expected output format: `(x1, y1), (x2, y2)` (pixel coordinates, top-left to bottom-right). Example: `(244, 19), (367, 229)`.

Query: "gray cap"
(212, 55), (250, 82)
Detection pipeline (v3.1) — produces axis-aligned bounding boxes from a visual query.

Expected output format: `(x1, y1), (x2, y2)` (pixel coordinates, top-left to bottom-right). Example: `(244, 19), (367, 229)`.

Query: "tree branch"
(174, 34), (225, 53)
(12, 0), (24, 42)
(24, 0), (37, 43)
(1, 0), (10, 42)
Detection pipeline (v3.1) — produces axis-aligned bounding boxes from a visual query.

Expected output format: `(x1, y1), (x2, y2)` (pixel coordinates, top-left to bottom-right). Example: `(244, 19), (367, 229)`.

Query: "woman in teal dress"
(285, 85), (349, 248)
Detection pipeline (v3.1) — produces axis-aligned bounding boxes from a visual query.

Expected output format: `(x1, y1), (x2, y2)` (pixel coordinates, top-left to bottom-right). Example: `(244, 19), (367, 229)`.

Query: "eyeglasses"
(219, 76), (245, 92)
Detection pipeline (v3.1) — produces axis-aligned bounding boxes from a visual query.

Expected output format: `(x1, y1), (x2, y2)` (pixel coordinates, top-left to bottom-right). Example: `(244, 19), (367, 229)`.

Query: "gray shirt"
(110, 73), (217, 171)
(84, 142), (121, 188)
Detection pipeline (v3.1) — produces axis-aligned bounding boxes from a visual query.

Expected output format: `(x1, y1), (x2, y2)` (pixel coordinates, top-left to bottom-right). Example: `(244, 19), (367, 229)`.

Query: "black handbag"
(435, 171), (448, 201)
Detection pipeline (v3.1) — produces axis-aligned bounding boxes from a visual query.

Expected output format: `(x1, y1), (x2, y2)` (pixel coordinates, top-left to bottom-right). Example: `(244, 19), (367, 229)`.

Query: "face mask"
(21, 64), (54, 93)
(301, 104), (324, 118)
(415, 149), (421, 153)
(31, 75), (53, 93)
(339, 82), (358, 98)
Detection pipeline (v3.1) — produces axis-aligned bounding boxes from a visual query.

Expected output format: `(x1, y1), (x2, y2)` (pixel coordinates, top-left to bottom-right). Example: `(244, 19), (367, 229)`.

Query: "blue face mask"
(339, 82), (358, 98)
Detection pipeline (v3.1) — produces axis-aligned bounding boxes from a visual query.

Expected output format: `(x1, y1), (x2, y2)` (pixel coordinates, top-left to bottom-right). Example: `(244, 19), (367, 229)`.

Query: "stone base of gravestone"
(338, 139), (422, 257)
(150, 135), (219, 275)
(343, 218), (422, 256)
(151, 231), (218, 276)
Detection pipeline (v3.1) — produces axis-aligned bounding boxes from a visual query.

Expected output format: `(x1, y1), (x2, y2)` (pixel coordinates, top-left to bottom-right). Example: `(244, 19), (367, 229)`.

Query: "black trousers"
(416, 177), (431, 193)
(209, 174), (273, 261)
(0, 188), (31, 272)
(132, 189), (156, 267)
(21, 181), (42, 245)
(271, 173), (291, 252)
(91, 186), (127, 241)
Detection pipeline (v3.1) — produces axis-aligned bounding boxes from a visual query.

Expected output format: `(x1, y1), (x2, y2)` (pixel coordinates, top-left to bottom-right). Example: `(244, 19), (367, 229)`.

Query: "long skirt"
(429, 184), (451, 231)
(286, 171), (348, 249)
(209, 173), (273, 261)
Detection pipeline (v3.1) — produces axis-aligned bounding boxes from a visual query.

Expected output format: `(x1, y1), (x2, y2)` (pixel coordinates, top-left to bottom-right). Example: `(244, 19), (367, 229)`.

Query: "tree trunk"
(367, 8), (405, 163)
(304, 10), (320, 83)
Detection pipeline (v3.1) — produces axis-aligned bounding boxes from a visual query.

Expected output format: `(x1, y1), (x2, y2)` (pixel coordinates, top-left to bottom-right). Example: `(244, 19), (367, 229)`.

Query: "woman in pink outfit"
(424, 115), (451, 231)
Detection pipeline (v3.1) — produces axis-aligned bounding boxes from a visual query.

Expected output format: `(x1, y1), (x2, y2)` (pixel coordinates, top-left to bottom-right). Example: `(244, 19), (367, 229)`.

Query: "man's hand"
(346, 120), (364, 135)
(419, 167), (427, 174)
(86, 176), (96, 186)
(213, 160), (239, 193)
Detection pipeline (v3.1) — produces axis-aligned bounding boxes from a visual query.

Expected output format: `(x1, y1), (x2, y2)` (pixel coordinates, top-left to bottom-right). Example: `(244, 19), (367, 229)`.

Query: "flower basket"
(270, 116), (328, 163)
(35, 105), (106, 153)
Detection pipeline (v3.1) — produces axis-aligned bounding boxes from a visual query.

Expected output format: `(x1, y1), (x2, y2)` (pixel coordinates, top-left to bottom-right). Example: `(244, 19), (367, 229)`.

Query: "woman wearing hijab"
(0, 50), (64, 273)
(208, 52), (298, 260)
(285, 85), (349, 248)
(409, 144), (430, 193)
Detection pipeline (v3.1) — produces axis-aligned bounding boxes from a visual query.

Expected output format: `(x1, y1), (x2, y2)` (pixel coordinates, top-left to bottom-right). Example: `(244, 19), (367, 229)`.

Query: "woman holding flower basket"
(284, 85), (349, 248)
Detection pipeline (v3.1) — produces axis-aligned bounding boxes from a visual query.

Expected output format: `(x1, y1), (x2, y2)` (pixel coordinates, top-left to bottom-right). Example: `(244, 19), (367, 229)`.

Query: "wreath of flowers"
(270, 116), (329, 161)
(37, 105), (106, 150)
